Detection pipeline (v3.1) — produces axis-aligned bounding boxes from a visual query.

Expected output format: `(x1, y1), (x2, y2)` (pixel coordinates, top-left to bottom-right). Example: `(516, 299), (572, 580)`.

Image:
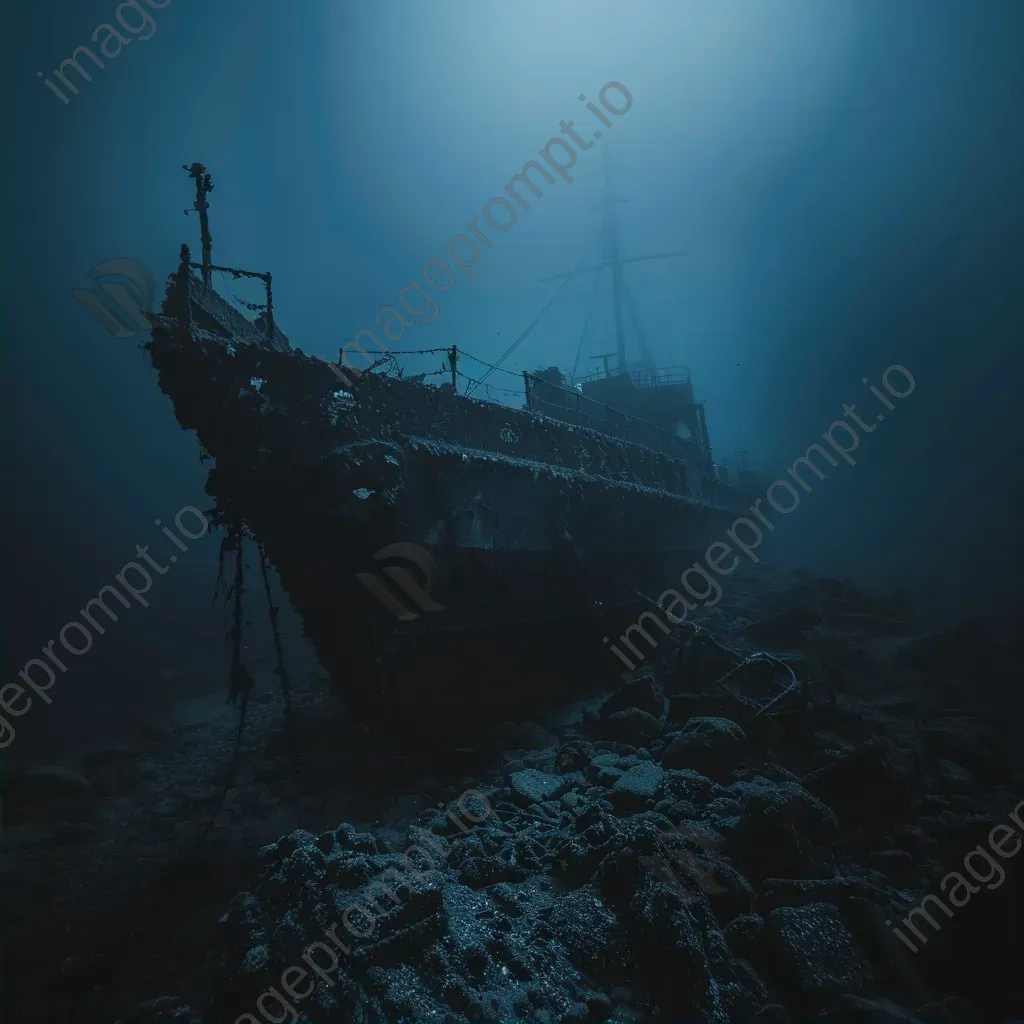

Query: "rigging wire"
(572, 264), (604, 382)
(456, 370), (522, 397)
(374, 346), (452, 356)
(203, 523), (253, 840)
(456, 351), (525, 378)
(624, 281), (656, 368)
(465, 242), (597, 397)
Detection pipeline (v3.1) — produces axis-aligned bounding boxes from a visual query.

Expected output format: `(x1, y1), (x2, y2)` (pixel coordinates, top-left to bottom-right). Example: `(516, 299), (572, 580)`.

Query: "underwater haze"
(3, 0), (1024, 757)
(6, 5), (1024, 1024)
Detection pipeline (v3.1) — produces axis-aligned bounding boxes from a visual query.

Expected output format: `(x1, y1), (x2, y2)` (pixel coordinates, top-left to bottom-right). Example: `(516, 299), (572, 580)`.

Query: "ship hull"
(147, 297), (735, 737)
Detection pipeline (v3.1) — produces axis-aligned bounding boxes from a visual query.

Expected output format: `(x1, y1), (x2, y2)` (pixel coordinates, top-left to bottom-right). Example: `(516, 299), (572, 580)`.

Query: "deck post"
(177, 244), (193, 330)
(264, 272), (274, 345)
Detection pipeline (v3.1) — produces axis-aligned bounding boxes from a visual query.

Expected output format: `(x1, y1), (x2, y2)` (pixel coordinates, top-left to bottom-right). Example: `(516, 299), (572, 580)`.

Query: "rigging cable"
(203, 522), (253, 839)
(572, 264), (604, 382)
(624, 281), (656, 368)
(465, 242), (597, 398)
(456, 370), (522, 397)
(457, 351), (527, 378)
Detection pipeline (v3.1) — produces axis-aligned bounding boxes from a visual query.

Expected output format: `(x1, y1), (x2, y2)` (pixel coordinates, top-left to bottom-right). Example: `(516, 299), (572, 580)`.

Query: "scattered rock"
(661, 768), (715, 805)
(509, 769), (564, 805)
(595, 765), (624, 787)
(803, 738), (912, 824)
(600, 675), (665, 719)
(554, 742), (593, 774)
(662, 716), (746, 778)
(603, 708), (664, 747)
(724, 912), (765, 959)
(730, 782), (838, 880)
(757, 903), (877, 1015)
(609, 762), (664, 812)
(666, 799), (698, 823)
(8, 579), (1021, 1024)
(756, 876), (880, 913)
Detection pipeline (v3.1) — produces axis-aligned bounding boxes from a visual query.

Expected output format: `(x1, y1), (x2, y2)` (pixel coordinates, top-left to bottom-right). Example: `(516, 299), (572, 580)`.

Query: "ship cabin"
(523, 358), (714, 486)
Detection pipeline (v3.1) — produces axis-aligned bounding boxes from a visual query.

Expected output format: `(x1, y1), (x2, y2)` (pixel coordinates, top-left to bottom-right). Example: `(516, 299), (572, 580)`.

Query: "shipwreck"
(144, 162), (747, 742)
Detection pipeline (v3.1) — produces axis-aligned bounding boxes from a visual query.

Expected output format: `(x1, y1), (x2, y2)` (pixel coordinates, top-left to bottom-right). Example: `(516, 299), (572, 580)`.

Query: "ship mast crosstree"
(538, 152), (687, 380)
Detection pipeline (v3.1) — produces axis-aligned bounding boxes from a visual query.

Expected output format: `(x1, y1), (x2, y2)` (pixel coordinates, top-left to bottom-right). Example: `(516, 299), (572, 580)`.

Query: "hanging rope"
(203, 522), (254, 838)
(258, 541), (299, 765)
(465, 242), (597, 397)
(216, 268), (266, 317)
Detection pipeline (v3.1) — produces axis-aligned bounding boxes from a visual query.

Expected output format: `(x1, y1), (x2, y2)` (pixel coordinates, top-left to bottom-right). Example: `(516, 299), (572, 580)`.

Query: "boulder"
(661, 768), (715, 806)
(755, 903), (877, 1016)
(604, 708), (664, 747)
(662, 717), (746, 778)
(609, 762), (665, 812)
(599, 676), (666, 719)
(730, 782), (838, 881)
(803, 738), (912, 824)
(509, 769), (564, 805)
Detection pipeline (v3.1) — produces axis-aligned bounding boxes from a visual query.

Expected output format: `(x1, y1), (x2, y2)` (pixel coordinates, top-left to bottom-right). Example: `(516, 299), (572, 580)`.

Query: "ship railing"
(171, 244), (289, 351)
(570, 364), (691, 389)
(524, 371), (688, 461)
(630, 365), (691, 388)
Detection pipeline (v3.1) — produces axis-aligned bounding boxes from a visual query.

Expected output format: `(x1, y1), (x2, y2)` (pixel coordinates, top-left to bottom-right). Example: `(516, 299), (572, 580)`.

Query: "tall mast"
(600, 152), (629, 373)
(538, 155), (686, 378)
(184, 162), (214, 287)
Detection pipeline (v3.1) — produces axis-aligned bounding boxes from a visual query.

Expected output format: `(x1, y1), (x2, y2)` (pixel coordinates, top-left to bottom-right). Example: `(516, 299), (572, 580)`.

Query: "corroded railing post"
(177, 243), (193, 330)
(264, 272), (274, 345)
